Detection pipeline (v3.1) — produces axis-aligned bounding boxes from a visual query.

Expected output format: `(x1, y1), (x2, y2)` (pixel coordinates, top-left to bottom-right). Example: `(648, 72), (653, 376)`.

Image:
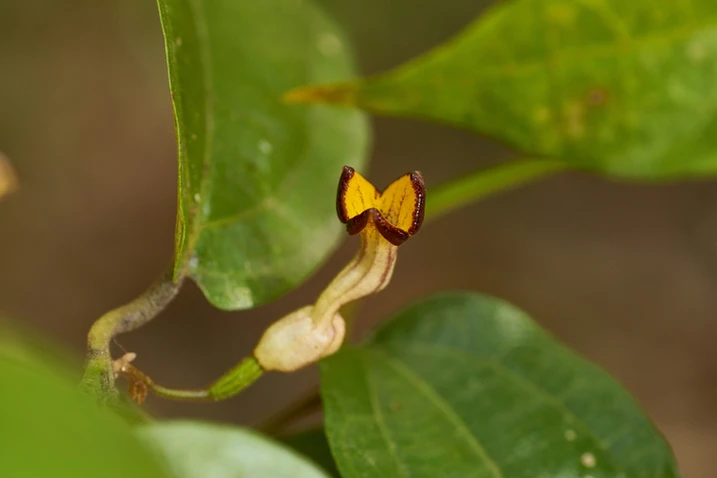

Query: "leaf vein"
(182, 0), (215, 271)
(375, 350), (505, 478)
(363, 353), (408, 478)
(384, 342), (614, 456)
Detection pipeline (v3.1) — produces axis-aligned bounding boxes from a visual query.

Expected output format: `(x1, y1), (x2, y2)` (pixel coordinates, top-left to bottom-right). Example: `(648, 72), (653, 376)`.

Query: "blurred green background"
(1, 1), (715, 476)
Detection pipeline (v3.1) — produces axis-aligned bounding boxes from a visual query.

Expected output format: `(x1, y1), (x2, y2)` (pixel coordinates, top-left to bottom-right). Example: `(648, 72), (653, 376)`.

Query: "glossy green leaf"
(281, 427), (341, 477)
(158, 0), (368, 309)
(320, 293), (679, 478)
(289, 0), (717, 179)
(0, 329), (168, 478)
(138, 421), (331, 478)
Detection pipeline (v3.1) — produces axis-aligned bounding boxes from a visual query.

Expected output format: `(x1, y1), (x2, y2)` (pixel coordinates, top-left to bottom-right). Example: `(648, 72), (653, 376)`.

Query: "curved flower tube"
(254, 166), (425, 371)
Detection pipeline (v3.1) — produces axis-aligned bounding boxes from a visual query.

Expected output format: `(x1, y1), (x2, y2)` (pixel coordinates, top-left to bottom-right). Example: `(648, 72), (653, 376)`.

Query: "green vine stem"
(81, 266), (183, 401)
(114, 353), (262, 403)
(426, 159), (566, 223)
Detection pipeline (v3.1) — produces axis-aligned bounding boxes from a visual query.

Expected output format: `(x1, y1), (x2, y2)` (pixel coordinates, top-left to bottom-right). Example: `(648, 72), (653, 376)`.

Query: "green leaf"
(158, 0), (368, 309)
(0, 321), (77, 373)
(0, 330), (168, 478)
(320, 293), (679, 478)
(138, 421), (331, 478)
(288, 0), (717, 179)
(426, 159), (566, 223)
(281, 427), (341, 477)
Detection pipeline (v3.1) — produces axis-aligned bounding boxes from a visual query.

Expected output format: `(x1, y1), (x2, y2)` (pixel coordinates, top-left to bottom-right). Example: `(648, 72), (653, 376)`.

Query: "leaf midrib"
(369, 349), (505, 478)
(180, 0), (215, 274)
(362, 353), (408, 478)
(377, 339), (663, 475)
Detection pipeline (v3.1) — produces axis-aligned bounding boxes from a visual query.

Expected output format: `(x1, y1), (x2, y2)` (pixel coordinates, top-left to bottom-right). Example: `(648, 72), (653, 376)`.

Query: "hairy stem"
(115, 354), (263, 402)
(82, 266), (183, 400)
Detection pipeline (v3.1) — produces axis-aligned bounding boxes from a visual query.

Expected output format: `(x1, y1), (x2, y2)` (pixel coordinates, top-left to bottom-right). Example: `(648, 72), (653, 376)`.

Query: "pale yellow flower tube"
(254, 166), (425, 372)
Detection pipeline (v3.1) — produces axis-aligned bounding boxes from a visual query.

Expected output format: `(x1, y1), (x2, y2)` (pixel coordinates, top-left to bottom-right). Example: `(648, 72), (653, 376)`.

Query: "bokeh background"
(1, 1), (716, 476)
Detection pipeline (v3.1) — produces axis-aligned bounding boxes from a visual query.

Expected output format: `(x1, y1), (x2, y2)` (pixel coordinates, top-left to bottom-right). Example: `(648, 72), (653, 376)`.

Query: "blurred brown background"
(1, 1), (716, 476)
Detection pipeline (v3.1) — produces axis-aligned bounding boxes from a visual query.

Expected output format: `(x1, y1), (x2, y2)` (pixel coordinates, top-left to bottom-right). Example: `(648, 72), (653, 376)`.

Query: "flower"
(254, 166), (426, 372)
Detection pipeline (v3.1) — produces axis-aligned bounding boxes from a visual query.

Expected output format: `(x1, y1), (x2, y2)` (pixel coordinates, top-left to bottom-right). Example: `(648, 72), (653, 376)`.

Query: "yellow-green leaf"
(290, 0), (717, 179)
(0, 324), (168, 478)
